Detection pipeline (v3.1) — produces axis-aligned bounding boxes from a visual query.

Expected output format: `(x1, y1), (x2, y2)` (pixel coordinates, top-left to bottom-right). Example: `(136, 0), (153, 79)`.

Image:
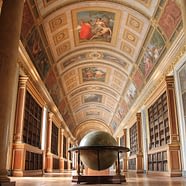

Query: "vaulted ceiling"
(20, 0), (182, 140)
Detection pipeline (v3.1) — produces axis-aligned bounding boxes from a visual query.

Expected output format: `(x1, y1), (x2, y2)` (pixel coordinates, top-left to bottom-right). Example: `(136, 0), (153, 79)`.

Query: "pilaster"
(122, 129), (128, 172)
(45, 112), (53, 173)
(165, 76), (181, 176)
(59, 128), (64, 172)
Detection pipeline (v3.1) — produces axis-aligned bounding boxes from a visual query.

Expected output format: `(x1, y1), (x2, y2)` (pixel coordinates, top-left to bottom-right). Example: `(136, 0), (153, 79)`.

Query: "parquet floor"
(10, 172), (186, 186)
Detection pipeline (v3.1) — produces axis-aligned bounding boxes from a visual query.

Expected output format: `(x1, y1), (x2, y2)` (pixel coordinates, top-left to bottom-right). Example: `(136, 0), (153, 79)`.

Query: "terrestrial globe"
(79, 131), (118, 170)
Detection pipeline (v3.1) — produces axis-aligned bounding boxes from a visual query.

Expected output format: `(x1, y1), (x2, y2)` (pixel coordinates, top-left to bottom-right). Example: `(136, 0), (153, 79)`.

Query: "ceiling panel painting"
(72, 7), (121, 45)
(80, 66), (109, 83)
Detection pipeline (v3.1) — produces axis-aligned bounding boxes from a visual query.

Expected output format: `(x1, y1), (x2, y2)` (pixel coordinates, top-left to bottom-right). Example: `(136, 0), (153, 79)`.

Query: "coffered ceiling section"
(22, 0), (182, 136)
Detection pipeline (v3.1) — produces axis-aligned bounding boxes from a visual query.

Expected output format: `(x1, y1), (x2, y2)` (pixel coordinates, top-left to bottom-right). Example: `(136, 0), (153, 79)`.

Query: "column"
(59, 128), (64, 172)
(41, 107), (47, 173)
(12, 76), (28, 177)
(45, 112), (53, 173)
(0, 0), (24, 184)
(165, 76), (181, 176)
(122, 129), (128, 172)
(136, 113), (143, 173)
(67, 138), (71, 170)
(141, 107), (148, 173)
(14, 76), (28, 142)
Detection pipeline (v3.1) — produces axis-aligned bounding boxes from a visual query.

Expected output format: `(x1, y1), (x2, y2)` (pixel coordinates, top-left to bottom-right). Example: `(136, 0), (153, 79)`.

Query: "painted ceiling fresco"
(21, 0), (182, 138)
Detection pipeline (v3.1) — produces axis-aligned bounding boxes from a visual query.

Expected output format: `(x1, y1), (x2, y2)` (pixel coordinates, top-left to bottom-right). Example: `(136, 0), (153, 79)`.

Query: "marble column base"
(0, 182), (15, 186)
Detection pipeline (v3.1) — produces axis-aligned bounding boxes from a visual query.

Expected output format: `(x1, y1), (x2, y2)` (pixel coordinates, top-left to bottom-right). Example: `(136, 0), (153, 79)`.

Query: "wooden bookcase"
(63, 135), (67, 159)
(25, 151), (43, 171)
(148, 151), (167, 172)
(128, 113), (143, 173)
(148, 91), (170, 150)
(23, 91), (42, 148)
(129, 123), (137, 156)
(12, 78), (45, 176)
(147, 76), (181, 176)
(51, 122), (59, 156)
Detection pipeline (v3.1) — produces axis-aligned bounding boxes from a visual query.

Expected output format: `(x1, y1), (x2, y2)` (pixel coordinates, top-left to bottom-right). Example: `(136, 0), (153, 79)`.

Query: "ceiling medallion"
(86, 51), (103, 59)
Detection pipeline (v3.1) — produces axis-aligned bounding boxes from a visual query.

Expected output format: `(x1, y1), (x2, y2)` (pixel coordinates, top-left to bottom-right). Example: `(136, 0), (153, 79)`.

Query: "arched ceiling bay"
(21, 0), (182, 139)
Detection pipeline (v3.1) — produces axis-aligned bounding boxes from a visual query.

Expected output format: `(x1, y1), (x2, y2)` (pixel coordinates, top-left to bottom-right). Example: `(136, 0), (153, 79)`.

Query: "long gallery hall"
(0, 0), (186, 186)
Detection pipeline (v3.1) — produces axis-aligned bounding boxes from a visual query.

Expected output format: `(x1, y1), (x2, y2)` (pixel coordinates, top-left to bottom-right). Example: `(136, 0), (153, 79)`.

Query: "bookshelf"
(148, 151), (167, 171)
(148, 91), (170, 149)
(23, 91), (42, 148)
(25, 151), (43, 170)
(129, 123), (137, 156)
(51, 122), (59, 155)
(128, 113), (143, 172)
(63, 135), (67, 158)
(128, 158), (136, 170)
(147, 76), (182, 176)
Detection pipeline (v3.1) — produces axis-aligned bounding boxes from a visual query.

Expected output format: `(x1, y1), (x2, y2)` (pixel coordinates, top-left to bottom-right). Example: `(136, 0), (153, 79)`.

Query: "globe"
(79, 131), (118, 170)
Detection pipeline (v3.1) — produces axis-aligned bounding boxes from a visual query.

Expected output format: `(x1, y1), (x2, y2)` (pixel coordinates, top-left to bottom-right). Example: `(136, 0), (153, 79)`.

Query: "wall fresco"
(133, 70), (144, 90)
(159, 0), (181, 39)
(116, 99), (128, 120)
(125, 82), (137, 107)
(139, 29), (165, 78)
(45, 70), (62, 105)
(27, 28), (50, 79)
(21, 2), (34, 38)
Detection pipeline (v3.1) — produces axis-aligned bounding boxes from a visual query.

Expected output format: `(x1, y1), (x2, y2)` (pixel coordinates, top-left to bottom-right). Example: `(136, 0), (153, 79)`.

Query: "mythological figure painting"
(72, 8), (120, 45)
(83, 93), (102, 103)
(27, 28), (50, 79)
(21, 2), (34, 38)
(159, 0), (181, 39)
(178, 62), (186, 116)
(81, 67), (107, 82)
(125, 82), (137, 107)
(139, 29), (165, 78)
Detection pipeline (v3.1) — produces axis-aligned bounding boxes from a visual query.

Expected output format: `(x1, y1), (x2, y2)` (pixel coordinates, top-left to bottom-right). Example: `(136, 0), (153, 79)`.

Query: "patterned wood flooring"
(10, 172), (186, 186)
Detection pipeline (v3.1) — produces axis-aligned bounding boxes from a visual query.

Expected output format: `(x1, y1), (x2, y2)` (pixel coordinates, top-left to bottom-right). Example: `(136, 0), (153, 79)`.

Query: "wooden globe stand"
(69, 146), (129, 184)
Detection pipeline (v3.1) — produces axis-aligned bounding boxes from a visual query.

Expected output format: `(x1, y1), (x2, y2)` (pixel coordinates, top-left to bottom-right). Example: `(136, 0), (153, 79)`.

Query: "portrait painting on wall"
(116, 99), (128, 121)
(178, 62), (186, 116)
(81, 66), (107, 82)
(83, 93), (102, 103)
(27, 28), (50, 79)
(72, 7), (121, 45)
(133, 70), (144, 90)
(139, 29), (165, 78)
(44, 70), (62, 106)
(110, 119), (119, 132)
(21, 2), (34, 39)
(125, 82), (137, 107)
(159, 0), (181, 39)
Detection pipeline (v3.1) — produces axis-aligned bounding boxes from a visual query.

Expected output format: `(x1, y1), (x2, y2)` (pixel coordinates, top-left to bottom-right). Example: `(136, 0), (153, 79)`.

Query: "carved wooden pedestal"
(72, 175), (126, 184)
(0, 182), (16, 186)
